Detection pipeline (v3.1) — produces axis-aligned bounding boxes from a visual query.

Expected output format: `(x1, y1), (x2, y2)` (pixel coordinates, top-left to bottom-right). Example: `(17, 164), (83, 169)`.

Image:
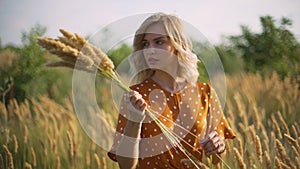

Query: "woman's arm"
(116, 121), (142, 169)
(116, 91), (147, 169)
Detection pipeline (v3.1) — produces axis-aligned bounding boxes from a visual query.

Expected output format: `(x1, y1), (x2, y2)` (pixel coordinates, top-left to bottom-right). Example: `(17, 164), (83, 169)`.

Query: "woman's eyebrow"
(143, 36), (167, 41)
(154, 36), (166, 41)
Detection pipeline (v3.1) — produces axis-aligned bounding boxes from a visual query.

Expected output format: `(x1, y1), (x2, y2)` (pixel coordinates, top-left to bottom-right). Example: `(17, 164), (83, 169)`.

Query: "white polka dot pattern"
(108, 78), (236, 168)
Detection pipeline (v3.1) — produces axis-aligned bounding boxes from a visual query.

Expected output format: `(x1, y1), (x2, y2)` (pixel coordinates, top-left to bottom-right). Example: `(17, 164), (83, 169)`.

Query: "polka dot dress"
(108, 78), (235, 168)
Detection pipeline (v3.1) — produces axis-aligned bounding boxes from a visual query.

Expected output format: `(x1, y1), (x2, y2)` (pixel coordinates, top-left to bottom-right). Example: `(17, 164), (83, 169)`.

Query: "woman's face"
(142, 22), (178, 71)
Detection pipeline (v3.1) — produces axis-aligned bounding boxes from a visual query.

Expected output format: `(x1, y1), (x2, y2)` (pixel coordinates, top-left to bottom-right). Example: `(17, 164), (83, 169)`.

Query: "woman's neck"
(151, 70), (186, 93)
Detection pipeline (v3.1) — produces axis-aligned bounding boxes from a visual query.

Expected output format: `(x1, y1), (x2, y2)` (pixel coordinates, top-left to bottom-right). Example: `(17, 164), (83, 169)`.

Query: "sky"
(0, 0), (300, 46)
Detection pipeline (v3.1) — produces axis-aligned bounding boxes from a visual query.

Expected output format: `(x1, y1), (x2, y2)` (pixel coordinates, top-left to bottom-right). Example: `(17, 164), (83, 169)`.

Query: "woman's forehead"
(144, 22), (168, 36)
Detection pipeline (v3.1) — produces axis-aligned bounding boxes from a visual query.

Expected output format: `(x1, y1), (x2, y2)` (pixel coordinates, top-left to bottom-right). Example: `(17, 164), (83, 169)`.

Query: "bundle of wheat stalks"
(37, 29), (113, 72)
(37, 29), (129, 91)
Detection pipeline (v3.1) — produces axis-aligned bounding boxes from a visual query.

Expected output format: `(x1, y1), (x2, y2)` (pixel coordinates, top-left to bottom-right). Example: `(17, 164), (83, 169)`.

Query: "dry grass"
(0, 72), (299, 168)
(0, 95), (118, 169)
(0, 49), (19, 68)
(225, 72), (299, 169)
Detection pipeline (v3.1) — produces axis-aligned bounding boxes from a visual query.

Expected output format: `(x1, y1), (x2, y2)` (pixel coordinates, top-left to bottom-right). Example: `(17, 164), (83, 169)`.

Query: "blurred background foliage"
(0, 15), (299, 104)
(217, 15), (300, 79)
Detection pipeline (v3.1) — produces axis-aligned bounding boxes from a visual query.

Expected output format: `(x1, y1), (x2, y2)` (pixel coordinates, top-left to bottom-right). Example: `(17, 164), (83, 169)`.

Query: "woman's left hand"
(200, 131), (226, 156)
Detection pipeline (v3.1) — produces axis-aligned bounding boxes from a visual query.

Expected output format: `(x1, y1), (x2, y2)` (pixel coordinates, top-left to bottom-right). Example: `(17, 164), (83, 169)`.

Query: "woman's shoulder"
(195, 81), (213, 95)
(196, 81), (211, 89)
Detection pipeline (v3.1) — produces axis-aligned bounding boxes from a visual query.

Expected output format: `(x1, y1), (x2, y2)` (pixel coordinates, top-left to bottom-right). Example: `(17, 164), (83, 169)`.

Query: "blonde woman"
(108, 13), (235, 169)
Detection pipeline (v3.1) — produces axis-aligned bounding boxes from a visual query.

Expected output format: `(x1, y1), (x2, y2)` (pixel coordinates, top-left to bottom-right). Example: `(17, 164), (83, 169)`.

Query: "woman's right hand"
(124, 91), (147, 123)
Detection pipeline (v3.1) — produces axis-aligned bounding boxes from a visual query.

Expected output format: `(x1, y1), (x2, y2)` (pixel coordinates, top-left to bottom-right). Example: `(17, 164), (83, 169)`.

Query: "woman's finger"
(206, 139), (225, 156)
(200, 131), (218, 147)
(200, 131), (226, 156)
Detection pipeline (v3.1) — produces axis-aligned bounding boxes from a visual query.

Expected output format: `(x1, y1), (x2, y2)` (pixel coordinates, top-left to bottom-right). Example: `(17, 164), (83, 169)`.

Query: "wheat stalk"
(47, 134), (53, 153)
(255, 135), (263, 166)
(22, 99), (32, 119)
(275, 156), (282, 169)
(200, 164), (210, 169)
(49, 113), (58, 132)
(233, 148), (246, 169)
(284, 134), (300, 152)
(262, 129), (270, 153)
(225, 141), (233, 156)
(291, 124), (298, 138)
(264, 150), (272, 169)
(31, 147), (37, 167)
(39, 139), (47, 156)
(0, 102), (8, 126)
(4, 129), (10, 146)
(296, 157), (300, 169)
(245, 149), (254, 168)
(3, 145), (14, 169)
(56, 156), (61, 169)
(37, 29), (115, 75)
(277, 111), (290, 135)
(66, 131), (74, 163)
(52, 139), (58, 154)
(94, 153), (101, 169)
(86, 151), (91, 168)
(279, 161), (292, 169)
(275, 139), (294, 168)
(12, 134), (18, 154)
(251, 101), (261, 130)
(24, 125), (28, 144)
(237, 138), (243, 158)
(102, 157), (107, 169)
(291, 146), (300, 158)
(272, 114), (282, 139)
(25, 162), (32, 169)
(249, 125), (256, 143)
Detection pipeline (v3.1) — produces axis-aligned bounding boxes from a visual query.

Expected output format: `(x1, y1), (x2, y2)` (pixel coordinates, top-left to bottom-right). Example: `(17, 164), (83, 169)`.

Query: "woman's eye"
(142, 41), (149, 48)
(156, 40), (164, 45)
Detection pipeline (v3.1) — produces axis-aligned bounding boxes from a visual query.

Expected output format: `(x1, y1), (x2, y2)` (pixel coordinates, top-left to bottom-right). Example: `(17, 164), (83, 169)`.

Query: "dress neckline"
(146, 77), (188, 95)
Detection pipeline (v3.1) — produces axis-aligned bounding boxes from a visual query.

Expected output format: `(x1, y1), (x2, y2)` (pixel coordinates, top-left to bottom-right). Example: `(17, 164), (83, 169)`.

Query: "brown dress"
(108, 78), (235, 169)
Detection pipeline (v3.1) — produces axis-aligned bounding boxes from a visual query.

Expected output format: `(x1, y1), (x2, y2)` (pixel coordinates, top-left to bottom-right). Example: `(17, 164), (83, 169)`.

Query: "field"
(0, 72), (299, 169)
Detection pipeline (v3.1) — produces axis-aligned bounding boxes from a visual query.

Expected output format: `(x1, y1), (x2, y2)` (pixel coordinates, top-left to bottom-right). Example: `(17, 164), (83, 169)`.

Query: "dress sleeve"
(207, 84), (235, 139)
(107, 96), (129, 162)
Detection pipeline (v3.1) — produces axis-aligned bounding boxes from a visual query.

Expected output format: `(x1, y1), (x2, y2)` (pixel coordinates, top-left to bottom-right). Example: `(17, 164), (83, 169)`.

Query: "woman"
(108, 12), (235, 169)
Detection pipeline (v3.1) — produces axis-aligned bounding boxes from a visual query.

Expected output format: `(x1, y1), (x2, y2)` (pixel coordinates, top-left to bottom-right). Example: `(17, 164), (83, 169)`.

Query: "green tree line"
(217, 15), (300, 80)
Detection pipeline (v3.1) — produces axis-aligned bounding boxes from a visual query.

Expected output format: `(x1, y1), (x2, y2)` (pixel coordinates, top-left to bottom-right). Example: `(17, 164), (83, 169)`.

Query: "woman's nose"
(144, 46), (155, 54)
(148, 47), (155, 54)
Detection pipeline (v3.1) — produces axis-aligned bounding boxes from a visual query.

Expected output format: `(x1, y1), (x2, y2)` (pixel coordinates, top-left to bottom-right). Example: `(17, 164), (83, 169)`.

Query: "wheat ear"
(233, 148), (246, 169)
(255, 135), (263, 165)
(264, 151), (272, 169)
(3, 145), (14, 169)
(25, 162), (32, 169)
(94, 153), (101, 169)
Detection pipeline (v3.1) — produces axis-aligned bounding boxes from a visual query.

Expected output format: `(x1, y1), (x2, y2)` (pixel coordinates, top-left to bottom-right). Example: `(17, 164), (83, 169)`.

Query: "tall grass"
(0, 95), (118, 169)
(0, 72), (299, 169)
(224, 72), (299, 169)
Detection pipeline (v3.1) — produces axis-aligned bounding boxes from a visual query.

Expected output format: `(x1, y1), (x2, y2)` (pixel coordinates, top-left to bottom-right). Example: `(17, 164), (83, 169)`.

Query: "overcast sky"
(1, 0), (299, 46)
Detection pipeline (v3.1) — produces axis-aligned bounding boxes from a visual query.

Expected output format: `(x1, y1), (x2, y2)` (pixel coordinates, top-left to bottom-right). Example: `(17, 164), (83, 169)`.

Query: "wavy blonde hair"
(129, 12), (199, 85)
